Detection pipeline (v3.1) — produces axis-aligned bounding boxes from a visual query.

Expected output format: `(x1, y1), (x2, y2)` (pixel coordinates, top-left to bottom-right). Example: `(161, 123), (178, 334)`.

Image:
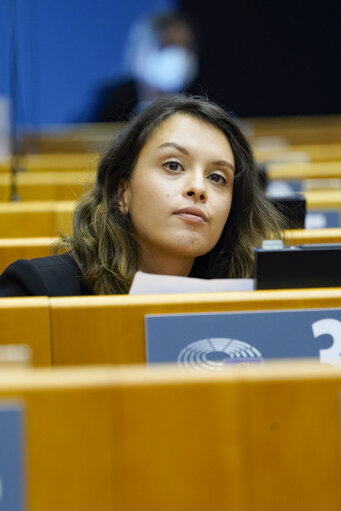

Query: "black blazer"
(0, 253), (94, 297)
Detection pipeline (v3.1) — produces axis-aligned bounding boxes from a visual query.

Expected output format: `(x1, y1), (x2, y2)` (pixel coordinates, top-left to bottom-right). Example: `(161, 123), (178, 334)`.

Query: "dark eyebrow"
(212, 160), (235, 174)
(158, 142), (235, 174)
(158, 142), (189, 155)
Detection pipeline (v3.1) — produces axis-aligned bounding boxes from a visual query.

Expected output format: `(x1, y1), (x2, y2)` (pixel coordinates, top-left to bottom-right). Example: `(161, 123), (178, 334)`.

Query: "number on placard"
(311, 318), (341, 366)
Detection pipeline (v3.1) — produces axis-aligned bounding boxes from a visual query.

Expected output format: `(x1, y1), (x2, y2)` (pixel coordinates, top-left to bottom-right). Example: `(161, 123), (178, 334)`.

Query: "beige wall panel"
(0, 297), (51, 365)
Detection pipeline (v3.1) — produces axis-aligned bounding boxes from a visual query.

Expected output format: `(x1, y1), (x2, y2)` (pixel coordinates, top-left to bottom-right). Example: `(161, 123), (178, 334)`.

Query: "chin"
(172, 244), (212, 259)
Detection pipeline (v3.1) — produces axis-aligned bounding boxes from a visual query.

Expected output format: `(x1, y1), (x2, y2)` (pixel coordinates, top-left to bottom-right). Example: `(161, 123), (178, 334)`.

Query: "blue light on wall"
(1, 0), (177, 127)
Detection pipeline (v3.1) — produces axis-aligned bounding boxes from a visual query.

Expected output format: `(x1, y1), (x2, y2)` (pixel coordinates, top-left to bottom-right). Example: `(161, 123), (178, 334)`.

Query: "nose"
(183, 172), (207, 202)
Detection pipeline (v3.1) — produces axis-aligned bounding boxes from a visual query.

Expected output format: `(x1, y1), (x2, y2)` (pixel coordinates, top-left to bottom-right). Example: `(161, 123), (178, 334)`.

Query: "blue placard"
(305, 211), (339, 229)
(267, 180), (302, 194)
(0, 403), (25, 511)
(145, 308), (341, 370)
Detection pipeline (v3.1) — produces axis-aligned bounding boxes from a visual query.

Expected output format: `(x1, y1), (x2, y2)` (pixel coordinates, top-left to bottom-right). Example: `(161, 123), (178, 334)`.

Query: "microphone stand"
(9, 0), (21, 201)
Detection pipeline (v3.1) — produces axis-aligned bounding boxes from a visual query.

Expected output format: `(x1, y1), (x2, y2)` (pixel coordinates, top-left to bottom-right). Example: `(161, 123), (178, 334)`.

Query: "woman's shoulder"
(0, 253), (94, 297)
(28, 252), (77, 271)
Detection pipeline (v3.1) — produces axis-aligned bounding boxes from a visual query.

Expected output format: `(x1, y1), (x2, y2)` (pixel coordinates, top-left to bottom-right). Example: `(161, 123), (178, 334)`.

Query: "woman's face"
(122, 113), (235, 274)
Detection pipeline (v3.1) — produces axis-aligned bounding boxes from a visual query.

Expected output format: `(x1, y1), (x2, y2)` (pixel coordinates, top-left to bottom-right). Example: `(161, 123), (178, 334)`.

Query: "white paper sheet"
(129, 271), (254, 295)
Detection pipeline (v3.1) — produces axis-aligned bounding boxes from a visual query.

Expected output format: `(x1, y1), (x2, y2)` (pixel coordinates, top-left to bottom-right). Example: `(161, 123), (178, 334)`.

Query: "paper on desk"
(129, 271), (254, 295)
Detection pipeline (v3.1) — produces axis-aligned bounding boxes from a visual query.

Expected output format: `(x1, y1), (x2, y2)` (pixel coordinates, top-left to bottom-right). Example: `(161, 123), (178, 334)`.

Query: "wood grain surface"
(50, 289), (341, 365)
(0, 361), (339, 511)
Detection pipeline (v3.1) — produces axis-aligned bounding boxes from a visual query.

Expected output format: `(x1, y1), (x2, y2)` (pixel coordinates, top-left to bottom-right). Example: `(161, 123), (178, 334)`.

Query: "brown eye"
(164, 161), (183, 172)
(208, 173), (227, 185)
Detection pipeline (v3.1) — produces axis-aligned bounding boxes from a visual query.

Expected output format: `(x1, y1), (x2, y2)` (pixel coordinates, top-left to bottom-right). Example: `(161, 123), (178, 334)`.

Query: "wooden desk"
(244, 114), (341, 145)
(0, 201), (74, 238)
(284, 228), (341, 244)
(305, 189), (341, 210)
(50, 288), (341, 365)
(268, 161), (341, 180)
(0, 297), (51, 365)
(0, 237), (59, 273)
(0, 361), (339, 511)
(17, 116), (341, 153)
(20, 122), (124, 153)
(255, 142), (341, 163)
(0, 171), (94, 201)
(0, 153), (98, 173)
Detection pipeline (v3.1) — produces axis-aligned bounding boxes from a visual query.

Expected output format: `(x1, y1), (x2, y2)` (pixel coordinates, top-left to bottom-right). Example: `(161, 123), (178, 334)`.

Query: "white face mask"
(132, 45), (198, 93)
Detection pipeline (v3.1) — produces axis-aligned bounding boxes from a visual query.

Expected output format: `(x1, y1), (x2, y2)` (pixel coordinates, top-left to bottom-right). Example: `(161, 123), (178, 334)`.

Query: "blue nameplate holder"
(145, 308), (341, 371)
(0, 403), (25, 511)
(305, 210), (339, 229)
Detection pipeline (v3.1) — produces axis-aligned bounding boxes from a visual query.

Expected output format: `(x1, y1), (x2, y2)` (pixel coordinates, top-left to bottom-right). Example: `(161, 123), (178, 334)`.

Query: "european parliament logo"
(177, 338), (263, 372)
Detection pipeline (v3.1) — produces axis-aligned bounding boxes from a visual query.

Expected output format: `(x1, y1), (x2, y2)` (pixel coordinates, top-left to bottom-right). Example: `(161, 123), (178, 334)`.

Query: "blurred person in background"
(90, 10), (202, 122)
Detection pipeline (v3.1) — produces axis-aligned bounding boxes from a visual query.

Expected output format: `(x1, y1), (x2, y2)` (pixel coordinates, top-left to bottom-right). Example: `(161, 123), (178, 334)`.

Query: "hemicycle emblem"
(177, 337), (263, 372)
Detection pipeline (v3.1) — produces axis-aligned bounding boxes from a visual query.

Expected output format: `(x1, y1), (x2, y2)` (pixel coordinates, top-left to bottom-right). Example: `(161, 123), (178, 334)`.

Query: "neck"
(138, 247), (194, 277)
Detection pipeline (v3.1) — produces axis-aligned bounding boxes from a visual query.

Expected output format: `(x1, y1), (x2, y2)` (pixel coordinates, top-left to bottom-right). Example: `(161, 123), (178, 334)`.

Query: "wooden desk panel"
(0, 202), (54, 238)
(50, 289), (341, 366)
(0, 237), (58, 273)
(0, 153), (98, 173)
(305, 189), (341, 209)
(0, 367), (122, 511)
(1, 144), (340, 175)
(20, 122), (124, 153)
(255, 143), (341, 163)
(241, 363), (341, 510)
(0, 297), (51, 365)
(0, 171), (94, 201)
(268, 161), (341, 180)
(0, 201), (74, 238)
(244, 114), (341, 145)
(0, 362), (339, 511)
(284, 228), (341, 244)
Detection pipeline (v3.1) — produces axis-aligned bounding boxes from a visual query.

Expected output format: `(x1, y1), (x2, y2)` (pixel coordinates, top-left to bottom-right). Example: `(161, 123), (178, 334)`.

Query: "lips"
(173, 207), (208, 224)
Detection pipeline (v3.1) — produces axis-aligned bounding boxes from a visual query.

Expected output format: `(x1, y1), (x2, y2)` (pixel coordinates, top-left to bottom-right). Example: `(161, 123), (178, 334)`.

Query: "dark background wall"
(180, 0), (341, 116)
(1, 0), (340, 127)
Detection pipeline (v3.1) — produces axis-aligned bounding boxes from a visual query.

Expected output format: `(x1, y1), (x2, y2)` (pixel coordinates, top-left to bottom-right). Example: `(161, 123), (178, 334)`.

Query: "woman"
(0, 95), (284, 297)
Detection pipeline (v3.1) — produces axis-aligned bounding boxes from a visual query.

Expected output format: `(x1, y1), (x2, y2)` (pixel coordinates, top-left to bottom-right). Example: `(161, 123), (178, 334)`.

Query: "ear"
(118, 179), (130, 214)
